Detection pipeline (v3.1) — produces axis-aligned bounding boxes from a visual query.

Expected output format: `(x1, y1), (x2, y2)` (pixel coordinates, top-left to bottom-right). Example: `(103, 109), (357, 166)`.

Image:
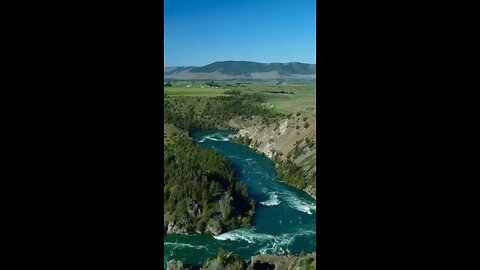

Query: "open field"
(237, 83), (316, 114)
(164, 84), (226, 97)
(163, 81), (316, 114)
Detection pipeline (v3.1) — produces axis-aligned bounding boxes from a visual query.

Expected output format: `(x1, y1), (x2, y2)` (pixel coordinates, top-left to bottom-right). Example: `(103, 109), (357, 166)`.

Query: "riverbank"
(164, 130), (316, 267)
(164, 135), (255, 236)
(227, 111), (317, 200)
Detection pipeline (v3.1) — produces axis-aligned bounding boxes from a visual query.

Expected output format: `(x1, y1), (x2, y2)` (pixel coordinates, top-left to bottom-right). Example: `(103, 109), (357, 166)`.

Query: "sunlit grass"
(164, 81), (316, 114)
(164, 85), (225, 96)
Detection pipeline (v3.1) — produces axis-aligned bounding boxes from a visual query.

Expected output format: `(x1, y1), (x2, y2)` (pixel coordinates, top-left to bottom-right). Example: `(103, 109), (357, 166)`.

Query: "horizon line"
(164, 60), (316, 67)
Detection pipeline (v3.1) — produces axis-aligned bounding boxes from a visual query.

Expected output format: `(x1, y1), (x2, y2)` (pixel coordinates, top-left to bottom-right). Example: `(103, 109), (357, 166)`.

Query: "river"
(164, 130), (316, 268)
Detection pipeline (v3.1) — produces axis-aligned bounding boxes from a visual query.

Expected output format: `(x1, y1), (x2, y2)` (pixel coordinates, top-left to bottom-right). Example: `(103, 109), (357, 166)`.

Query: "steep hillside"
(190, 61), (315, 75)
(164, 134), (255, 236)
(163, 92), (316, 198)
(230, 109), (316, 199)
(164, 95), (282, 132)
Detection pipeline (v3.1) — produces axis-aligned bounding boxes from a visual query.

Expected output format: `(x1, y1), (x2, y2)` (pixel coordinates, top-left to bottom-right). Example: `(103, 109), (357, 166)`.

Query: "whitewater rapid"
(164, 130), (316, 267)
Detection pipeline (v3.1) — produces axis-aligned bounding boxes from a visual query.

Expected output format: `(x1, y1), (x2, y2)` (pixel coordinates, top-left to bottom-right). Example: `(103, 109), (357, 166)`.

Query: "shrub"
(218, 249), (227, 266)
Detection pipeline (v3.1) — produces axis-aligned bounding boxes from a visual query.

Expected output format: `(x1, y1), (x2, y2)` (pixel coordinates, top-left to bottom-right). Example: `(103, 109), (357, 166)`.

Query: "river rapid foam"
(164, 130), (316, 268)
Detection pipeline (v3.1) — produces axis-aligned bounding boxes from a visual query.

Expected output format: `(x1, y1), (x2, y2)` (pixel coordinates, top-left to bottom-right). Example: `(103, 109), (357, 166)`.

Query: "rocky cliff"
(250, 252), (316, 270)
(229, 109), (316, 199)
(166, 252), (316, 270)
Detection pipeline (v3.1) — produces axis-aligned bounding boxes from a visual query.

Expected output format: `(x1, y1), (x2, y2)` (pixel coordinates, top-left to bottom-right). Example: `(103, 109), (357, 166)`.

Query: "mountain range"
(164, 61), (316, 81)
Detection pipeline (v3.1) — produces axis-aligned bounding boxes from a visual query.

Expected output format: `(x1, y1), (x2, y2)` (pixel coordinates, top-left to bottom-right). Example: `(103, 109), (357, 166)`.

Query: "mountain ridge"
(164, 61), (316, 81)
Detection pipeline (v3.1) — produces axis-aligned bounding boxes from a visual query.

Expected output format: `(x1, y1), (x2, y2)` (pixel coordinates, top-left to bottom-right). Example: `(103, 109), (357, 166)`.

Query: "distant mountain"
(164, 61), (316, 81)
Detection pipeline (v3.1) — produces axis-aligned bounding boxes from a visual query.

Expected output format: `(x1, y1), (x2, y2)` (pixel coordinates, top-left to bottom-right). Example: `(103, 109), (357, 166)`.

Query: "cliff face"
(250, 252), (316, 270)
(229, 109), (316, 199)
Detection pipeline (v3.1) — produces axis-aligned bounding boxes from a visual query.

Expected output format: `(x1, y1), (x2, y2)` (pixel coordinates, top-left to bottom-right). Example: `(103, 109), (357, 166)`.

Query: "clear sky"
(164, 0), (316, 67)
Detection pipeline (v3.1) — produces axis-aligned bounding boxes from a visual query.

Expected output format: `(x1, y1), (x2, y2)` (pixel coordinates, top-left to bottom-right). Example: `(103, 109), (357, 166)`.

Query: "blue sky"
(164, 0), (316, 66)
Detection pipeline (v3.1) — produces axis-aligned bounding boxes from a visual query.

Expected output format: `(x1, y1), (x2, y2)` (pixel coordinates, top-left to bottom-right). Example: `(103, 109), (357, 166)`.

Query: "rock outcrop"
(166, 252), (316, 270)
(166, 260), (192, 270)
(250, 252), (316, 270)
(230, 109), (316, 199)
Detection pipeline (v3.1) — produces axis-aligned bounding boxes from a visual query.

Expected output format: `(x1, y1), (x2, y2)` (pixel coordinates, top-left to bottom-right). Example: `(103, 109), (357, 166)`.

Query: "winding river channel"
(164, 130), (316, 268)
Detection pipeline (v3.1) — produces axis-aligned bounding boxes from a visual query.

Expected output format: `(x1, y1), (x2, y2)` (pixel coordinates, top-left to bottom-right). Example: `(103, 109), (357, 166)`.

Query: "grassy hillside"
(164, 61), (316, 81)
(189, 61), (315, 75)
(164, 94), (283, 132)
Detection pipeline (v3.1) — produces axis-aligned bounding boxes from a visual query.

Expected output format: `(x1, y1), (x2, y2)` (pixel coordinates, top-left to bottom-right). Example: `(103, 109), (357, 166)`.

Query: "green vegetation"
(229, 82), (316, 114)
(163, 81), (315, 114)
(164, 123), (188, 145)
(167, 250), (316, 270)
(275, 160), (316, 191)
(304, 137), (315, 148)
(164, 136), (255, 235)
(185, 61), (315, 76)
(272, 139), (316, 196)
(163, 80), (316, 233)
(163, 87), (286, 235)
(215, 249), (246, 269)
(163, 81), (226, 97)
(164, 87), (225, 97)
(224, 89), (241, 96)
(164, 95), (282, 132)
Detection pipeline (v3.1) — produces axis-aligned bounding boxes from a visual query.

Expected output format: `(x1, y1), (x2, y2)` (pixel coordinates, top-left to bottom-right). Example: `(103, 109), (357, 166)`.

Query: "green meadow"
(240, 83), (316, 114)
(163, 84), (226, 97)
(164, 81), (316, 114)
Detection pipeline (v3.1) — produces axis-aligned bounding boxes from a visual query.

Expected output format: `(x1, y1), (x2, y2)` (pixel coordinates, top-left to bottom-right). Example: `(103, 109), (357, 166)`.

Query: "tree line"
(164, 136), (255, 234)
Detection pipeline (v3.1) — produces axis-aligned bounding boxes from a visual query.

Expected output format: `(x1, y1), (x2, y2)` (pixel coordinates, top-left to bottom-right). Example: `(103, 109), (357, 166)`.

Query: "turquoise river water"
(164, 130), (316, 268)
